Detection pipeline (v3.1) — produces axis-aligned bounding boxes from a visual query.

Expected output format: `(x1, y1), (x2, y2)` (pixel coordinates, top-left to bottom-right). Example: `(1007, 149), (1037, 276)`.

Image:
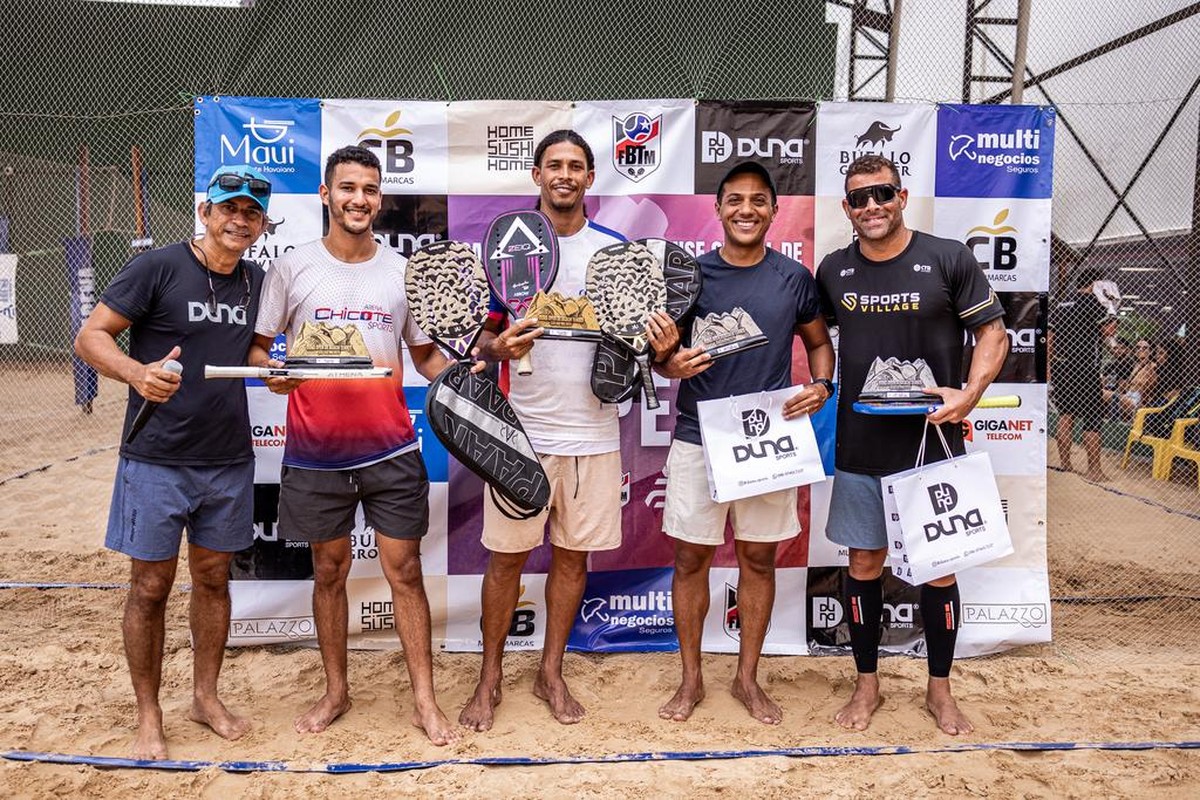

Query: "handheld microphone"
(125, 359), (183, 444)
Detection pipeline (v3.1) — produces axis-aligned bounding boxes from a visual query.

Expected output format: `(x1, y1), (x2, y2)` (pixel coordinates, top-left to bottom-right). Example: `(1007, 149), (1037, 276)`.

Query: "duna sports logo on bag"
(732, 407), (796, 463)
(923, 481), (984, 542)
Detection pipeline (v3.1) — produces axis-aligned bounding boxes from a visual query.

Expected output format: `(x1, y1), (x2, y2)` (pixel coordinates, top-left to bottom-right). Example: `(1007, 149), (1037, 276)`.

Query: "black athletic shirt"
(816, 231), (1004, 476)
(674, 247), (821, 446)
(101, 242), (265, 466)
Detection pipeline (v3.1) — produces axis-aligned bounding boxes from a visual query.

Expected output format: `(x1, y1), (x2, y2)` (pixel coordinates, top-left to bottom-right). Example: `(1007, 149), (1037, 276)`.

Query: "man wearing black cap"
(655, 161), (835, 724)
(75, 165), (274, 759)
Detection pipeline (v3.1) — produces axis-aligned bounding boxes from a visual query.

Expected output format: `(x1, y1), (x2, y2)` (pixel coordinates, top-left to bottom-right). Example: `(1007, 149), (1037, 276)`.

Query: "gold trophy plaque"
(289, 321), (372, 367)
(526, 290), (603, 341)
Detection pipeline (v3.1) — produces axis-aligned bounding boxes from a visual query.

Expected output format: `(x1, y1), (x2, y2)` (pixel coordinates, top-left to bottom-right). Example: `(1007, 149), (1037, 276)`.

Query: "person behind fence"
(74, 166), (273, 760)
(1050, 267), (1113, 481)
(460, 130), (677, 732)
(815, 154), (1008, 735)
(654, 161), (835, 725)
(248, 145), (463, 745)
(1104, 337), (1157, 418)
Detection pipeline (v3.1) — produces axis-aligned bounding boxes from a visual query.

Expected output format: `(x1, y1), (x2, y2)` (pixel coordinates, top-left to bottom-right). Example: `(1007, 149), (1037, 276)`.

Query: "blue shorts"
(824, 469), (888, 551)
(105, 457), (255, 561)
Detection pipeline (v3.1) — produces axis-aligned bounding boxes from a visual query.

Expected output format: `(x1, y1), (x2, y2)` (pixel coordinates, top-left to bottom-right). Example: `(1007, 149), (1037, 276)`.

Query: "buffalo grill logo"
(612, 112), (661, 182)
(923, 481), (985, 541)
(840, 119), (913, 178)
(856, 120), (901, 147)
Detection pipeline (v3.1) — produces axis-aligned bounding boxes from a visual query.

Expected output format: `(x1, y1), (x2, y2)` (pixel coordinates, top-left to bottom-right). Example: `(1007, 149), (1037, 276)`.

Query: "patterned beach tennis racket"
(405, 240), (490, 361)
(639, 237), (702, 326)
(484, 209), (559, 375)
(586, 240), (667, 410)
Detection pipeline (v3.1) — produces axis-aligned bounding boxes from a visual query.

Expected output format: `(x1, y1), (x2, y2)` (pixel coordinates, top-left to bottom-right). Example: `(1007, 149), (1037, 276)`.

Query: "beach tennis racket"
(852, 394), (1022, 415)
(586, 240), (667, 410)
(405, 240), (490, 361)
(639, 238), (702, 328)
(484, 210), (559, 375)
(205, 365), (393, 380)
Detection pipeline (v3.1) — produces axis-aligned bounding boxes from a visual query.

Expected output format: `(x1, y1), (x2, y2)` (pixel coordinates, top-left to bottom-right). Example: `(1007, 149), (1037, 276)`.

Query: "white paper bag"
(696, 386), (826, 503)
(885, 421), (1013, 584)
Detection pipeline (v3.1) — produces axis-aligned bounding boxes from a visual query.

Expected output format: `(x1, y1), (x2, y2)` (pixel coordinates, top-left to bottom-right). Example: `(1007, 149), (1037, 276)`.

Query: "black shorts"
(1054, 373), (1103, 431)
(278, 450), (430, 543)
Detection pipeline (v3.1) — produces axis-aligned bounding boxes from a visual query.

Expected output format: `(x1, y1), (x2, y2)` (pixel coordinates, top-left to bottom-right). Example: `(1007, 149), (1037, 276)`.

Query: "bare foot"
(657, 680), (705, 722)
(188, 695), (251, 741)
(533, 669), (585, 724)
(730, 675), (782, 725)
(926, 677), (974, 735)
(835, 673), (882, 731)
(1082, 469), (1110, 482)
(459, 679), (503, 732)
(131, 707), (168, 760)
(412, 700), (461, 746)
(294, 691), (352, 733)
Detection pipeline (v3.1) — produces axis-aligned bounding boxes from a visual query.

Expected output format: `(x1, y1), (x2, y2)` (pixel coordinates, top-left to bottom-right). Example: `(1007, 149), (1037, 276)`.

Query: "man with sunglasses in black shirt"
(75, 165), (274, 759)
(815, 155), (1008, 736)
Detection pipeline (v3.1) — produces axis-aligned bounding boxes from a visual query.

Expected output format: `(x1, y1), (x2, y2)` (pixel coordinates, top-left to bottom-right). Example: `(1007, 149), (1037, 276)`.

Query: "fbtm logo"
(966, 209), (1018, 279)
(924, 481), (984, 542)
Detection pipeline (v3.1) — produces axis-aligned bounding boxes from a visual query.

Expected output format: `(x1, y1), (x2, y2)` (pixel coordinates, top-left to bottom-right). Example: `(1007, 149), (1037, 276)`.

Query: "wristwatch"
(811, 378), (835, 396)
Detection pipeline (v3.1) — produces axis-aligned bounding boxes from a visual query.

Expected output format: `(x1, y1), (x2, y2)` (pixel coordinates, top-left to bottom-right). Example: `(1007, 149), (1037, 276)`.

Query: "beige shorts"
(662, 440), (800, 546)
(482, 450), (623, 553)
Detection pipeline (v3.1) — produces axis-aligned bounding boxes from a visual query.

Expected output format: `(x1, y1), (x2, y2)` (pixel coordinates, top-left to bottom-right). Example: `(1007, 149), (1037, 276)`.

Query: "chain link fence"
(1, 0), (1197, 659)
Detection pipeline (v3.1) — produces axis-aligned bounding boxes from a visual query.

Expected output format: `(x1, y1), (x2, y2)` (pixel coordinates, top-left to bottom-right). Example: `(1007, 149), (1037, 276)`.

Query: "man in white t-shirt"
(459, 130), (676, 731)
(248, 146), (461, 745)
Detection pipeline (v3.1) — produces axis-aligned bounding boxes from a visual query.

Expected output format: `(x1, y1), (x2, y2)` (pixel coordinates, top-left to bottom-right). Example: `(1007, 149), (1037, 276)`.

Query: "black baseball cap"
(716, 161), (778, 204)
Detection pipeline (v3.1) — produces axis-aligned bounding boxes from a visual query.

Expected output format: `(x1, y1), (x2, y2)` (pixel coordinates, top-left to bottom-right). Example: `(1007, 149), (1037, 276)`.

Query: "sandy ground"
(0, 367), (1198, 797)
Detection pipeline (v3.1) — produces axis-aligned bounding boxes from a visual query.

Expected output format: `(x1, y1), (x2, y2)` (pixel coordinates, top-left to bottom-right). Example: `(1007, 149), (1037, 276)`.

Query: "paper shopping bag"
(696, 386), (826, 503)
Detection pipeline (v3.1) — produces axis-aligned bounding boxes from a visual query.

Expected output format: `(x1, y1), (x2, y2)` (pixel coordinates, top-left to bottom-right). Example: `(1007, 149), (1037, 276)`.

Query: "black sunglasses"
(209, 172), (271, 198)
(846, 183), (901, 209)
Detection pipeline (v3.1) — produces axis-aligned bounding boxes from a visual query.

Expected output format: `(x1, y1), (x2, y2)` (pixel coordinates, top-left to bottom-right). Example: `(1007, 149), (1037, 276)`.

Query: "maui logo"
(188, 300), (246, 326)
(701, 131), (809, 165)
(221, 117), (295, 170)
(613, 112), (661, 182)
(358, 109), (415, 183)
(966, 209), (1018, 277)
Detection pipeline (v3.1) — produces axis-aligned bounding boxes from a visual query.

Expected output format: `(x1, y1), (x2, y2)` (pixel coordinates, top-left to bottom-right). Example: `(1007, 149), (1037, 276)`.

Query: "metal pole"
(885, 0), (902, 101)
(1188, 112), (1200, 341)
(1010, 0), (1031, 104)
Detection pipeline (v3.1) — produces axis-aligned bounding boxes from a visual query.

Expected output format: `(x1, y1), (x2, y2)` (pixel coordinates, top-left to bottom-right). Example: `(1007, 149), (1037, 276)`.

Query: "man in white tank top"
(459, 131), (676, 731)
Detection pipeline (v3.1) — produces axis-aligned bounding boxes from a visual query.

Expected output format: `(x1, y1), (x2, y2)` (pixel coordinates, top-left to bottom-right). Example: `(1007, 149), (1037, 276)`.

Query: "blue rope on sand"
(5, 740), (1198, 774)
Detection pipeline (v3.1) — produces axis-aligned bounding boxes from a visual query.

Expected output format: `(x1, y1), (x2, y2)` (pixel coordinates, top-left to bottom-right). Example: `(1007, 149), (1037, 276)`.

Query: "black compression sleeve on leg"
(844, 574), (883, 674)
(920, 581), (961, 679)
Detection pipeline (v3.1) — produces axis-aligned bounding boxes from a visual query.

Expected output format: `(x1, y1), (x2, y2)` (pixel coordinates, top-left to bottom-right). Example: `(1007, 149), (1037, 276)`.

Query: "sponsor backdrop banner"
(0, 253), (17, 344)
(195, 98), (1053, 658)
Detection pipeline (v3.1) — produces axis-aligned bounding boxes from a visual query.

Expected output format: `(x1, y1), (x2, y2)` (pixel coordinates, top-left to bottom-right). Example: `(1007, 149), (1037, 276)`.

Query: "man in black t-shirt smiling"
(75, 166), (274, 760)
(816, 155), (1008, 736)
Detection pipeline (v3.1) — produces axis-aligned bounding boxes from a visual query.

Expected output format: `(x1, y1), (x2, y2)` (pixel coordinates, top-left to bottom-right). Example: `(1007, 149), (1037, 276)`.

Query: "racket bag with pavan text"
(425, 362), (550, 517)
(882, 420), (1013, 584)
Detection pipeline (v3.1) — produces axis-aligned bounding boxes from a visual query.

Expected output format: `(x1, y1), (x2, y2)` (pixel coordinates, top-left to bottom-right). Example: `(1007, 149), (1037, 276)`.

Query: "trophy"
(691, 306), (768, 359)
(526, 290), (603, 341)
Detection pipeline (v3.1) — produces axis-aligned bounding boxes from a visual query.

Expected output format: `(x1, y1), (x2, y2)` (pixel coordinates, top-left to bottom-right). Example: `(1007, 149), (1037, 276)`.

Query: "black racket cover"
(425, 362), (550, 512)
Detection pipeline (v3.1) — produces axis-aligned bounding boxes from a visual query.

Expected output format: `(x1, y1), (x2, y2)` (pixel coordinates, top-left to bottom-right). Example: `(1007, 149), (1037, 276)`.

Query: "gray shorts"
(278, 450), (429, 543)
(105, 457), (254, 561)
(824, 469), (888, 551)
